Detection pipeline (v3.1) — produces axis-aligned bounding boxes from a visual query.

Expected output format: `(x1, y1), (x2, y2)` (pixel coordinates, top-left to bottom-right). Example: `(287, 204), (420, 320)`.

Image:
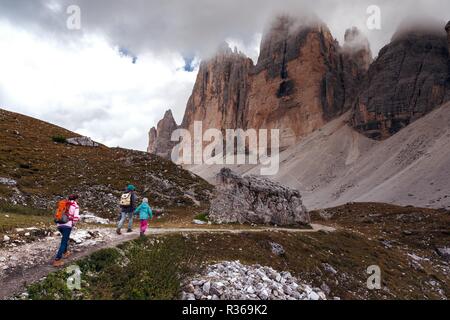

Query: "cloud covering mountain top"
(0, 0), (448, 150)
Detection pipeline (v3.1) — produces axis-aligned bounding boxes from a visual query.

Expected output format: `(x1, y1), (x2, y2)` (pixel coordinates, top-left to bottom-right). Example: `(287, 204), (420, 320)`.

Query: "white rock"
(0, 177), (17, 186)
(80, 213), (110, 225)
(184, 293), (195, 300)
(66, 136), (99, 147)
(246, 286), (255, 294)
(308, 291), (320, 300)
(318, 292), (327, 300)
(3, 235), (10, 242)
(202, 281), (211, 294)
(181, 261), (327, 301)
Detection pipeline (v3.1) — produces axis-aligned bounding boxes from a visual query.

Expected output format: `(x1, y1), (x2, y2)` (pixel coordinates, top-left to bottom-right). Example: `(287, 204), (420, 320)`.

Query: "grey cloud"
(1, 0), (449, 58)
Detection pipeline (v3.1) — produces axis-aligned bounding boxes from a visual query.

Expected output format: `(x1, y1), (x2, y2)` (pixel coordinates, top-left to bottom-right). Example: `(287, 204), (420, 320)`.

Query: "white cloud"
(0, 20), (198, 151)
(0, 1), (448, 152)
(226, 33), (262, 64)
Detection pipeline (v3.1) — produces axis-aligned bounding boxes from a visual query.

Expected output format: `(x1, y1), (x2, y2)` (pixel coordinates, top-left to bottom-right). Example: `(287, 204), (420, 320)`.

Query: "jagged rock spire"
(147, 109), (178, 159)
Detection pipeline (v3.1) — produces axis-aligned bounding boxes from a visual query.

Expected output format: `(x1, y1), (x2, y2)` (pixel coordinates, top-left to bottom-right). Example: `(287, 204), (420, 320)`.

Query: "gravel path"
(0, 223), (334, 299)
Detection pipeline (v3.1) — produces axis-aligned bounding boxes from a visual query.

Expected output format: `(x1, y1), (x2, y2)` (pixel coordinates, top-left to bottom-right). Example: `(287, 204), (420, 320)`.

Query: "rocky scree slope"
(189, 101), (450, 210)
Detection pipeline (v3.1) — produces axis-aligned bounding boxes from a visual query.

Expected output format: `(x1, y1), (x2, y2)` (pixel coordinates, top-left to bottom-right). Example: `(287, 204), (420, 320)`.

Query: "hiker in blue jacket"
(134, 198), (153, 237)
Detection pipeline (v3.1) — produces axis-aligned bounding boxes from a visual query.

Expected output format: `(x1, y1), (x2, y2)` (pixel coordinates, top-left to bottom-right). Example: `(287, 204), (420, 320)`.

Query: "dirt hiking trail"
(0, 224), (334, 299)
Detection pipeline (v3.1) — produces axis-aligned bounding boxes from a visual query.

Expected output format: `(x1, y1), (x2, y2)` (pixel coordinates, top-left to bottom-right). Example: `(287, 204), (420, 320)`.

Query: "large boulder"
(208, 168), (309, 226)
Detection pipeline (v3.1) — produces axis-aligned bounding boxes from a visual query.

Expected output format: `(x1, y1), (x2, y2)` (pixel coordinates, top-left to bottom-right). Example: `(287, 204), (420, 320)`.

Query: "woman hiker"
(134, 198), (153, 237)
(53, 194), (80, 267)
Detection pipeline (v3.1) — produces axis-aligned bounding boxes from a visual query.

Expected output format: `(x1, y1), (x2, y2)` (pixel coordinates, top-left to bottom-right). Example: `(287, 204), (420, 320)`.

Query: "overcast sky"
(0, 0), (449, 150)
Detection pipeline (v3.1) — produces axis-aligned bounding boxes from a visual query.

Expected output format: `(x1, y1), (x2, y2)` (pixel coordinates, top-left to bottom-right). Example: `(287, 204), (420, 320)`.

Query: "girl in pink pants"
(134, 198), (153, 237)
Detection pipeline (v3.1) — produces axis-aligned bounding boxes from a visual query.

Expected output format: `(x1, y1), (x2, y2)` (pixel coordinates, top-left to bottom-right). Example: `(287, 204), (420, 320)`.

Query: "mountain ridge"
(0, 108), (212, 218)
(149, 14), (372, 155)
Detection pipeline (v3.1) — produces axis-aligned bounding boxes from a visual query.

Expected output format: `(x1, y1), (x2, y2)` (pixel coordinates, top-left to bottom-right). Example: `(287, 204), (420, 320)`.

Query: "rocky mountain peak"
(351, 21), (450, 140)
(180, 43), (254, 133)
(147, 109), (178, 158)
(246, 14), (353, 148)
(254, 14), (330, 78)
(149, 15), (374, 154)
(149, 16), (450, 157)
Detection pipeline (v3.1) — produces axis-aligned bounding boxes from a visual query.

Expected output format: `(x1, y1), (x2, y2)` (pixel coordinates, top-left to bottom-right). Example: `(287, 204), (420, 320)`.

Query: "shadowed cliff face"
(447, 21), (450, 52)
(149, 15), (372, 156)
(446, 21), (450, 102)
(351, 24), (450, 140)
(341, 27), (373, 111)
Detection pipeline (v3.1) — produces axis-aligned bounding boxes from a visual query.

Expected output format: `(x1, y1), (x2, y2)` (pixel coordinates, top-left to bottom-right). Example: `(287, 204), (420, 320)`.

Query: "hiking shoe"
(127, 229), (133, 233)
(52, 259), (65, 268)
(63, 251), (73, 259)
(116, 229), (122, 235)
(140, 232), (144, 237)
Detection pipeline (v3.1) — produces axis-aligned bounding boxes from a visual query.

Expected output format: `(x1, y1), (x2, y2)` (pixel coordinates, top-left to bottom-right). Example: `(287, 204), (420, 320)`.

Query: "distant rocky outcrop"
(208, 168), (309, 226)
(147, 110), (178, 159)
(67, 136), (99, 147)
(351, 22), (450, 139)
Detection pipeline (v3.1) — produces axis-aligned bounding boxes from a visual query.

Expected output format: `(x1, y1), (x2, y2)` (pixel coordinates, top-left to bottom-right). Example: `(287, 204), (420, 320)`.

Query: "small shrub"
(52, 135), (67, 144)
(194, 213), (209, 222)
(27, 272), (73, 300)
(78, 248), (121, 272)
(18, 163), (31, 169)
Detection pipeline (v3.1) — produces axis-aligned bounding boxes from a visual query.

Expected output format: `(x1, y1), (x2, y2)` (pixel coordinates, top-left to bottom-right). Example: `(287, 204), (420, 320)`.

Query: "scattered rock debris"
(181, 261), (328, 300)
